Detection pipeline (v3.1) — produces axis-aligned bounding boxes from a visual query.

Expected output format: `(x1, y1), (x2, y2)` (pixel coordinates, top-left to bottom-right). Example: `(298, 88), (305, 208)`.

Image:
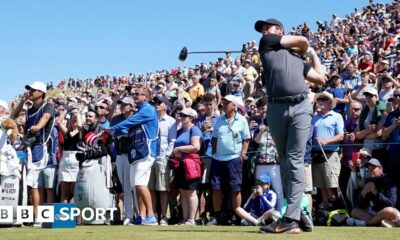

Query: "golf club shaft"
(317, 140), (350, 212)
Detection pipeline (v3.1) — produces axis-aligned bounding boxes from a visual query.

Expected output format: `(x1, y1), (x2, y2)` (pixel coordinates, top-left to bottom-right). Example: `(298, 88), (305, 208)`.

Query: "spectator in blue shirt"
(108, 87), (159, 225)
(207, 95), (251, 225)
(235, 174), (277, 226)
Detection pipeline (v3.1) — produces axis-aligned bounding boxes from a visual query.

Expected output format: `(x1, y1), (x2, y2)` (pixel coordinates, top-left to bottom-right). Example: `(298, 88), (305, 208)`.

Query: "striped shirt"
(212, 113), (251, 161)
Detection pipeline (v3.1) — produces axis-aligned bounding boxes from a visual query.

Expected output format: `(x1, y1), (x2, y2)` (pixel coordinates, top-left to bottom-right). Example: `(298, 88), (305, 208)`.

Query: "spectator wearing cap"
(346, 147), (372, 208)
(108, 87), (159, 225)
(148, 96), (177, 226)
(347, 158), (399, 227)
(56, 100), (83, 204)
(243, 59), (259, 99)
(194, 93), (219, 223)
(171, 107), (202, 225)
(355, 87), (388, 167)
(382, 87), (400, 196)
(110, 97), (136, 225)
(255, 17), (325, 234)
(11, 81), (57, 226)
(311, 91), (344, 203)
(207, 95), (250, 225)
(235, 174), (277, 226)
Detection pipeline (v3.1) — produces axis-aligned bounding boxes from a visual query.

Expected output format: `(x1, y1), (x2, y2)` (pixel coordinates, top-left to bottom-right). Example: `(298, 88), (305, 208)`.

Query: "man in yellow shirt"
(189, 75), (205, 101)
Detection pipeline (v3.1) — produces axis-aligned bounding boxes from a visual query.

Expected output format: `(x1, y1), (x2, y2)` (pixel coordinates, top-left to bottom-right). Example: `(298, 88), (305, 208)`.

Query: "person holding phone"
(355, 87), (388, 168)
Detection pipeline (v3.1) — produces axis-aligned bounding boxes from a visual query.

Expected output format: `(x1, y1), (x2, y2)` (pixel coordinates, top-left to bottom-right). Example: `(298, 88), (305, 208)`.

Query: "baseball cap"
(223, 95), (244, 107)
(70, 103), (80, 110)
(245, 97), (255, 102)
(118, 97), (135, 106)
(359, 148), (372, 156)
(254, 18), (284, 33)
(152, 96), (170, 106)
(367, 158), (382, 168)
(180, 108), (198, 118)
(363, 87), (378, 97)
(256, 174), (271, 184)
(25, 81), (47, 93)
(0, 100), (9, 112)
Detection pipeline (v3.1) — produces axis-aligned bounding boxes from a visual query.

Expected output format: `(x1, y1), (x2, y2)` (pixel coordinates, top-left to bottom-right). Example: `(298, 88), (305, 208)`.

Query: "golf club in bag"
(74, 136), (115, 225)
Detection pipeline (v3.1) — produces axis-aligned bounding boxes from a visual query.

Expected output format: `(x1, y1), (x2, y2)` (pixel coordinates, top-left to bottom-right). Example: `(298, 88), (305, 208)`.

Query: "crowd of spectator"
(0, 0), (400, 229)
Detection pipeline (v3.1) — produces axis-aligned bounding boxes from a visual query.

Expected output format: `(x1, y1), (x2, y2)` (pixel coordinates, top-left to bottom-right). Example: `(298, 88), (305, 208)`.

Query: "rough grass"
(0, 225), (399, 240)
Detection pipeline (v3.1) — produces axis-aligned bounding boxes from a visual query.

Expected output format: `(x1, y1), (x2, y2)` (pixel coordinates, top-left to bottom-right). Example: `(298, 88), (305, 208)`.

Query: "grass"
(0, 225), (399, 240)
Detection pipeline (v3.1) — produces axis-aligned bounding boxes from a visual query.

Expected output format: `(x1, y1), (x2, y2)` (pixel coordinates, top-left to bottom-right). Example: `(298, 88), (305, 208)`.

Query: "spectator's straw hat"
(314, 91), (336, 109)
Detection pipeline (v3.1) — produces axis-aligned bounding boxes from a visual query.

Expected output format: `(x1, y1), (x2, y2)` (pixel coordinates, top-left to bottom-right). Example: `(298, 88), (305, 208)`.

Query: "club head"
(179, 47), (188, 61)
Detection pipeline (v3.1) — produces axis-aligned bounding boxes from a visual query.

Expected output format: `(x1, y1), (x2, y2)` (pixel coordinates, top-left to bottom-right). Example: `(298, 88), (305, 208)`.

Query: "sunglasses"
(96, 105), (107, 109)
(351, 108), (361, 111)
(364, 93), (375, 98)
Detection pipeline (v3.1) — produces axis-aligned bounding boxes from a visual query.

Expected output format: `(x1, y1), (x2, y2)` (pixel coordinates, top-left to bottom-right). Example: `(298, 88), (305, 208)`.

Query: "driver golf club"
(178, 46), (245, 61)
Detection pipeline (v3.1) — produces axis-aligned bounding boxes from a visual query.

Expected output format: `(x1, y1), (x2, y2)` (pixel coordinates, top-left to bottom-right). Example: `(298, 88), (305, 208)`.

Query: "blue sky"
(0, 0), (392, 101)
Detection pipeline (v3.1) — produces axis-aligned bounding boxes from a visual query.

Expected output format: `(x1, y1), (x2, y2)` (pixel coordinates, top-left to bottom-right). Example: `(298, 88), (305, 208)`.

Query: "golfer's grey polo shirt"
(258, 34), (311, 98)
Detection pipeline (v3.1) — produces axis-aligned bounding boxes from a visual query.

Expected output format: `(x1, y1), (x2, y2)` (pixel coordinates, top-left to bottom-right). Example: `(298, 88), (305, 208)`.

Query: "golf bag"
(0, 150), (28, 226)
(74, 142), (115, 225)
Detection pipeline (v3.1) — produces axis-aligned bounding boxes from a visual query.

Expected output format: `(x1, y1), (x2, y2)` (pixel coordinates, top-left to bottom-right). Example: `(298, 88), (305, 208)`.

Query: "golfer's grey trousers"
(267, 99), (312, 221)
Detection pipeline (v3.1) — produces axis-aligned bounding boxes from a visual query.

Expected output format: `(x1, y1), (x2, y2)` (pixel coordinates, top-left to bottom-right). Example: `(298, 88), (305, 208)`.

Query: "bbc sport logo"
(0, 204), (117, 228)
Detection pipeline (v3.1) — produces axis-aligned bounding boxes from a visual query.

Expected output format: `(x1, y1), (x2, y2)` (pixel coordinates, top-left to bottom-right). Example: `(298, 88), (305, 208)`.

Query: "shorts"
(58, 151), (79, 182)
(304, 163), (313, 192)
(175, 160), (200, 191)
(148, 156), (171, 191)
(27, 165), (58, 189)
(200, 156), (212, 184)
(211, 157), (242, 192)
(312, 152), (341, 188)
(130, 156), (155, 187)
